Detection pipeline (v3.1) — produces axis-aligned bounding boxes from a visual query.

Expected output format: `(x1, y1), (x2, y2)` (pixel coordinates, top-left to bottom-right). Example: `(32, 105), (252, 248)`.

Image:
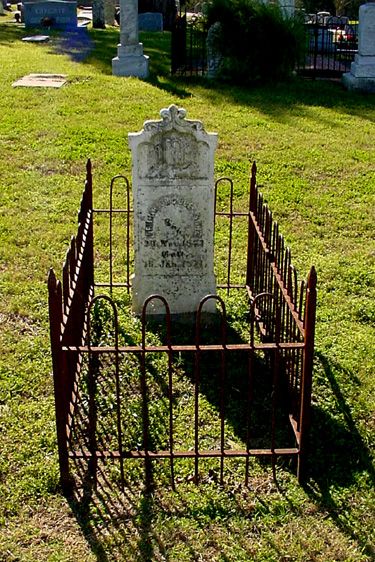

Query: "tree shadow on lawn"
(51, 27), (192, 98)
(50, 25), (375, 120)
(0, 22), (25, 44)
(196, 76), (375, 125)
(4, 21), (373, 119)
(301, 351), (375, 559)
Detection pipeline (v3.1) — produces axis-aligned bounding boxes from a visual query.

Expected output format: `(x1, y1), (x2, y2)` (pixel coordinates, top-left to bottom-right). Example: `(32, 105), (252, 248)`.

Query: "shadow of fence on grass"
(66, 344), (375, 561)
(303, 351), (375, 559)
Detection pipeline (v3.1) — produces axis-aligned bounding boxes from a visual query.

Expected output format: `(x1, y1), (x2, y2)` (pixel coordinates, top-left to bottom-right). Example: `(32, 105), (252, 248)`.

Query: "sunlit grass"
(0, 14), (374, 561)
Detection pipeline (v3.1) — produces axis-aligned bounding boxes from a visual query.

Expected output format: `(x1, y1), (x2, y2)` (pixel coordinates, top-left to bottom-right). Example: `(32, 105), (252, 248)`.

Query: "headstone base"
(112, 43), (149, 78)
(342, 72), (375, 93)
(132, 275), (217, 315)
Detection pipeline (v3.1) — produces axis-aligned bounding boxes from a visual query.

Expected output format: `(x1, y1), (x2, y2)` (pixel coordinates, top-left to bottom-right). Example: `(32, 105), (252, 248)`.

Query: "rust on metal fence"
(48, 160), (316, 494)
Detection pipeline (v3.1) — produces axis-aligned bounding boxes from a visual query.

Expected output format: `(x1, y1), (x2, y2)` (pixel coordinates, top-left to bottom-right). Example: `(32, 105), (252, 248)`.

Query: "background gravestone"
(343, 1), (375, 93)
(206, 22), (223, 79)
(23, 0), (77, 29)
(104, 0), (115, 25)
(138, 12), (163, 32)
(128, 105), (218, 316)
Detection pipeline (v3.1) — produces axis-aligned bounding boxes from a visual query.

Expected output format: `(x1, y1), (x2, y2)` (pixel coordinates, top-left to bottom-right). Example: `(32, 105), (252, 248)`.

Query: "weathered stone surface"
(206, 22), (223, 79)
(357, 2), (375, 57)
(104, 0), (115, 25)
(12, 73), (67, 87)
(129, 105), (218, 315)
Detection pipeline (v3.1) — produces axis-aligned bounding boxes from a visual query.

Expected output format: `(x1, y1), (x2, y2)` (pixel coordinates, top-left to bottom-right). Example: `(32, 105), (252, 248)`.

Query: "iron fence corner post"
(48, 269), (72, 495)
(85, 159), (95, 290)
(297, 266), (317, 483)
(246, 162), (257, 288)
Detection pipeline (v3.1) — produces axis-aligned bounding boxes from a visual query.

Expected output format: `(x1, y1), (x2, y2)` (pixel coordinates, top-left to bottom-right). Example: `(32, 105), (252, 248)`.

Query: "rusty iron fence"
(48, 160), (316, 493)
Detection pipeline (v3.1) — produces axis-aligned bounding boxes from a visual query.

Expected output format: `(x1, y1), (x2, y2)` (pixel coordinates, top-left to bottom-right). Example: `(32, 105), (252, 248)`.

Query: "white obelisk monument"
(343, 1), (375, 93)
(112, 0), (149, 78)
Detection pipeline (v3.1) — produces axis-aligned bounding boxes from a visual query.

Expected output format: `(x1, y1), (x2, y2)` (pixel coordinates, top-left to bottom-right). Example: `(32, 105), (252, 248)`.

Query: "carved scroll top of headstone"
(128, 105), (217, 182)
(143, 104), (203, 132)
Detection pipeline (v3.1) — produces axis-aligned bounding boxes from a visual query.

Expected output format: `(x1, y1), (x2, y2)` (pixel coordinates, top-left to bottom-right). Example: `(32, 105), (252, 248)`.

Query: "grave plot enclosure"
(48, 112), (316, 494)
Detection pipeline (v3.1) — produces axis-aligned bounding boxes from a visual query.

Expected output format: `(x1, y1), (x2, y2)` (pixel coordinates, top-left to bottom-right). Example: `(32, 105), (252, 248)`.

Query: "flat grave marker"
(12, 73), (67, 88)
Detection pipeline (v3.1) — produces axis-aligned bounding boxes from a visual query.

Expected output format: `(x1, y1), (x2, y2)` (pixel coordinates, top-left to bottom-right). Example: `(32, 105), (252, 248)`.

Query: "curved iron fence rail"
(48, 160), (316, 493)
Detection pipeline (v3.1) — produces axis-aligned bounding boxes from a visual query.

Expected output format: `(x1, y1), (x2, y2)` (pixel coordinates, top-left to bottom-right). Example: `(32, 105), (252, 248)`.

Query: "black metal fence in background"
(171, 12), (358, 80)
(299, 16), (358, 79)
(171, 12), (208, 76)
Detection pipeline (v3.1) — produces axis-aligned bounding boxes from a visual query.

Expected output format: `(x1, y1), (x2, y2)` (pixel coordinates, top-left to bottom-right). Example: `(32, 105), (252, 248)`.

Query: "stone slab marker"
(343, 1), (375, 93)
(129, 105), (218, 315)
(112, 0), (149, 78)
(104, 0), (116, 25)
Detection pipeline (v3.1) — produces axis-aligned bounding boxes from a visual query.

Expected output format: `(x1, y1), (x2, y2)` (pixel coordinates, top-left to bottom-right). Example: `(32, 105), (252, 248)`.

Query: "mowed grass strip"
(0, 17), (374, 561)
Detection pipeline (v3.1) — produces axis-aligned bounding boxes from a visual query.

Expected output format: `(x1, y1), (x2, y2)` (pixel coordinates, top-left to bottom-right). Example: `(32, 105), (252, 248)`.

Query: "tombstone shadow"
(146, 309), (295, 453)
(51, 27), (96, 63)
(300, 351), (375, 559)
(306, 351), (374, 490)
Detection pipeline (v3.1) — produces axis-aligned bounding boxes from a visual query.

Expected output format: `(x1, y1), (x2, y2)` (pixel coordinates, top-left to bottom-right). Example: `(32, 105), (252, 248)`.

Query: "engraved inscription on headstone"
(23, 0), (77, 29)
(129, 105), (218, 315)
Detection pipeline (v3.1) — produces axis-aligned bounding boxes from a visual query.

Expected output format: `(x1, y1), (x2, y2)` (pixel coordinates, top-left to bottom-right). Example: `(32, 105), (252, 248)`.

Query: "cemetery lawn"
(0, 17), (374, 562)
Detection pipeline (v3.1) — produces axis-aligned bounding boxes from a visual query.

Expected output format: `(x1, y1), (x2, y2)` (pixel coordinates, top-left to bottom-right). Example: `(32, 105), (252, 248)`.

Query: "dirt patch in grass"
(0, 313), (39, 337)
(0, 498), (95, 562)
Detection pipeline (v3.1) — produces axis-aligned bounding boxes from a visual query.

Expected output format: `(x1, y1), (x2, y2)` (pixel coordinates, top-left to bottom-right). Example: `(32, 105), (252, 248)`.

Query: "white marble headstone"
(129, 105), (218, 315)
(342, 2), (375, 93)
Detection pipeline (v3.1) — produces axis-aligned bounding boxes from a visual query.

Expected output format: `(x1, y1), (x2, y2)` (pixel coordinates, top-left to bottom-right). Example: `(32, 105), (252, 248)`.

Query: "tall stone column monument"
(343, 1), (375, 93)
(112, 0), (149, 78)
(129, 105), (218, 316)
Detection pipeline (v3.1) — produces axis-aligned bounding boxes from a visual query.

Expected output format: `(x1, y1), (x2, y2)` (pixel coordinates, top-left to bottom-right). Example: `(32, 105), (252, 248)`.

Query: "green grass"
(0, 12), (374, 561)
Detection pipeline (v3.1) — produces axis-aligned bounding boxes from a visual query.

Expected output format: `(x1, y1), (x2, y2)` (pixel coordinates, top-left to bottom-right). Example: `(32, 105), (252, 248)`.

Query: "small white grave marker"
(129, 105), (218, 315)
(22, 35), (50, 42)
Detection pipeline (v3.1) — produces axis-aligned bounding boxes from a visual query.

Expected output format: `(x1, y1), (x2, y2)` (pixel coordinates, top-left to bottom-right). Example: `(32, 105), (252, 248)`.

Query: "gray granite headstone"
(104, 0), (115, 24)
(128, 105), (218, 316)
(138, 12), (163, 32)
(24, 0), (77, 29)
(206, 22), (223, 79)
